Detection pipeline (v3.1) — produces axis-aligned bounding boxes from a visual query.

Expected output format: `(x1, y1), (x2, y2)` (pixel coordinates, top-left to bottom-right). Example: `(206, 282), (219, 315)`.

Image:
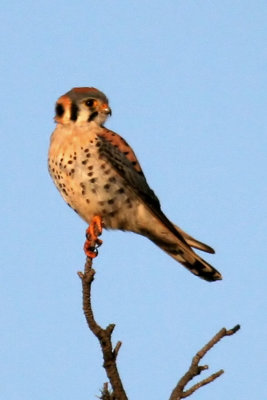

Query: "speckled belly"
(48, 137), (139, 230)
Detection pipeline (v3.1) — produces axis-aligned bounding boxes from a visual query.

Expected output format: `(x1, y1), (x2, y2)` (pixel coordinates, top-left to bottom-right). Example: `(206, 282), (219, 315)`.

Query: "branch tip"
(113, 341), (122, 358)
(226, 324), (241, 335)
(199, 365), (208, 372)
(77, 271), (84, 279)
(106, 323), (116, 335)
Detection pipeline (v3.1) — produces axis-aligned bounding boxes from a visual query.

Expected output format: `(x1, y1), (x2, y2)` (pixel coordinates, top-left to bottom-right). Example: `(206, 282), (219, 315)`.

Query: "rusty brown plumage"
(48, 87), (222, 282)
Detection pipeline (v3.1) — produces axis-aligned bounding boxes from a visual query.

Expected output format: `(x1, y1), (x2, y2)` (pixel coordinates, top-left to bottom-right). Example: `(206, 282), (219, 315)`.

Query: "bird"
(48, 87), (222, 282)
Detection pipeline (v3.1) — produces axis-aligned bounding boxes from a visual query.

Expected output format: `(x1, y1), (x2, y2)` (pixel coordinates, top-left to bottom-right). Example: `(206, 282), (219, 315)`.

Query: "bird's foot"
(84, 216), (103, 259)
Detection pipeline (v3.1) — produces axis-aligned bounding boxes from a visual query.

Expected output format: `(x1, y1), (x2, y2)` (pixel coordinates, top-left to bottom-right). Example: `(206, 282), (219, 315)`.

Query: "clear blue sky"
(1, 1), (266, 399)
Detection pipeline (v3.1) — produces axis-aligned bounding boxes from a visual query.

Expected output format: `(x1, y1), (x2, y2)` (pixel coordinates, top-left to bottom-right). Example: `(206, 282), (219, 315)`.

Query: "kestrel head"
(54, 87), (112, 126)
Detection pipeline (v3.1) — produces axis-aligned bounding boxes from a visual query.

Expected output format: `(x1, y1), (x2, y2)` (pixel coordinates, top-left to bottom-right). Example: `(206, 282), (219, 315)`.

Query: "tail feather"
(169, 248), (222, 282)
(174, 224), (215, 254)
(143, 221), (222, 282)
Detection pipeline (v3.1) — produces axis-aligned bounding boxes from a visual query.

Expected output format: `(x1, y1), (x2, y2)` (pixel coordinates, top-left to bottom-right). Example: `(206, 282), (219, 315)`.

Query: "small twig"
(182, 369), (224, 398)
(78, 258), (128, 400)
(113, 341), (122, 359)
(169, 325), (240, 400)
(99, 382), (115, 400)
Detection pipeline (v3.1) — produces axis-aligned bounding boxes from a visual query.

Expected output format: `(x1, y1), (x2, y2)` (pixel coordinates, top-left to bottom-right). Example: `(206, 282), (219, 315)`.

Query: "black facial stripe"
(55, 103), (64, 117)
(70, 102), (79, 121)
(88, 111), (98, 122)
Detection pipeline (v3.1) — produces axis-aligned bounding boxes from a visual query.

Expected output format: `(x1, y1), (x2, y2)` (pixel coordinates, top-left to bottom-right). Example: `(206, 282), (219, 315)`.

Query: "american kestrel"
(48, 87), (222, 282)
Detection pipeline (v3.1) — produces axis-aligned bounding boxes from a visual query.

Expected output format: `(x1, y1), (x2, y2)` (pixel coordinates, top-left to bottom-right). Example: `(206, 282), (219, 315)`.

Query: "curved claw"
(84, 241), (99, 258)
(83, 216), (103, 259)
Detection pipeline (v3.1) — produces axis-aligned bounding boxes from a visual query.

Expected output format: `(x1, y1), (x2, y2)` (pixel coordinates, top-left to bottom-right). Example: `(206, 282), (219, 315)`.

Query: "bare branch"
(169, 325), (240, 400)
(78, 258), (128, 400)
(78, 230), (240, 399)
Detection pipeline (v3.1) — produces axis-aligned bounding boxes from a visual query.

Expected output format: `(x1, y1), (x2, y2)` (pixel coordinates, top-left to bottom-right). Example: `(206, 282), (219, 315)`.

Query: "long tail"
(173, 224), (215, 254)
(144, 221), (222, 282)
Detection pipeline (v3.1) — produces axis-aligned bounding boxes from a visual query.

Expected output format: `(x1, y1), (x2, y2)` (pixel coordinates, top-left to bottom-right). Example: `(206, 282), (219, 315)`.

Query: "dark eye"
(55, 103), (64, 117)
(85, 99), (95, 107)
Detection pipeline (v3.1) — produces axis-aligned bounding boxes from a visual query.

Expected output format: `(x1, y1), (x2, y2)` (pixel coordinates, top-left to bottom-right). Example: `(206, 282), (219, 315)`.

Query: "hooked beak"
(100, 103), (112, 116)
